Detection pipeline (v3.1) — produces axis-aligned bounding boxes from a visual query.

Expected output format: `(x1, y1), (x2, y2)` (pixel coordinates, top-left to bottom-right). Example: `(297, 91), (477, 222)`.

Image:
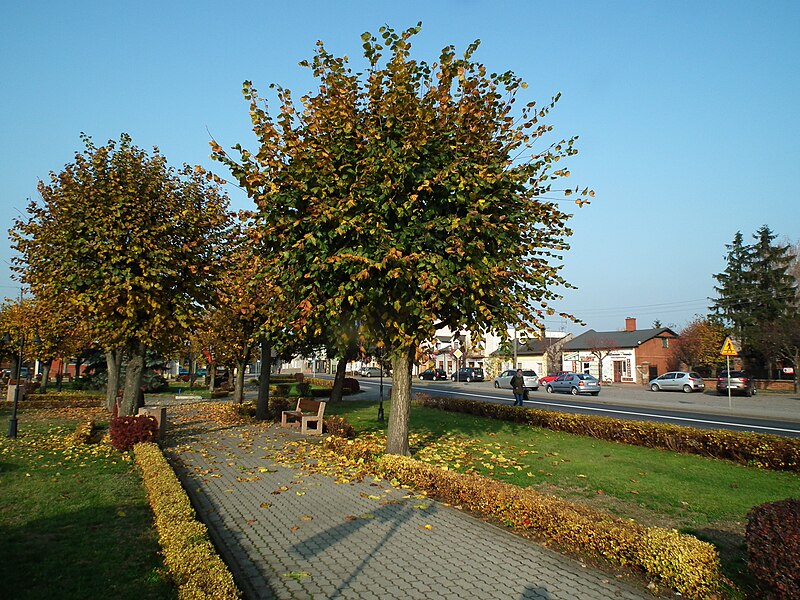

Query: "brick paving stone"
(163, 398), (657, 600)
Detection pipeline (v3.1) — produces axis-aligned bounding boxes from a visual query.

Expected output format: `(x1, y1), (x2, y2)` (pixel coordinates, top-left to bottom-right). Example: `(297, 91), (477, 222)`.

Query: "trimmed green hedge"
(415, 393), (800, 471)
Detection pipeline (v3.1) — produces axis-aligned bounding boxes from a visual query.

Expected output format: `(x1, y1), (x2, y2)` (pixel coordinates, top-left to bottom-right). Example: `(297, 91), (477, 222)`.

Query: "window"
(662, 338), (669, 348)
(581, 362), (591, 374)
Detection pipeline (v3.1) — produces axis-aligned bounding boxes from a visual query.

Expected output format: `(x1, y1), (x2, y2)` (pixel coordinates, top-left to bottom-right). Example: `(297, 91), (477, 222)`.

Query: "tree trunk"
(330, 343), (357, 403)
(234, 347), (252, 404)
(105, 349), (122, 412)
(256, 338), (271, 421)
(386, 345), (414, 456)
(40, 359), (53, 393)
(120, 343), (146, 416)
(330, 357), (349, 403)
(208, 361), (216, 390)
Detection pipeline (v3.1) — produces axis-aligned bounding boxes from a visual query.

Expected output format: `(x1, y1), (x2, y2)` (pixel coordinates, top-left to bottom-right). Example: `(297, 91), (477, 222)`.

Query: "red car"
(539, 371), (569, 385)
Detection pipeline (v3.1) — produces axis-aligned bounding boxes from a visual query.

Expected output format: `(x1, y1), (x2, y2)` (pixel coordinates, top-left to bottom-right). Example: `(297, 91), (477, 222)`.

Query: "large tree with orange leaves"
(11, 134), (233, 414)
(215, 24), (591, 454)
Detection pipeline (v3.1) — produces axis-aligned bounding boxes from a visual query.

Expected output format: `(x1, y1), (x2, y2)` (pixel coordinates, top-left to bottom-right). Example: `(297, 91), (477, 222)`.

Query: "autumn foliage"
(747, 498), (800, 598)
(215, 24), (591, 455)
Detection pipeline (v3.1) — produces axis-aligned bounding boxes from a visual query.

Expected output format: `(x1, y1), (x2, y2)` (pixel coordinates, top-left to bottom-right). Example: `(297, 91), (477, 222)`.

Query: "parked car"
(419, 368), (448, 381)
(493, 369), (539, 391)
(539, 371), (568, 385)
(359, 366), (384, 377)
(545, 372), (601, 396)
(716, 370), (755, 397)
(649, 371), (705, 393)
(451, 367), (484, 382)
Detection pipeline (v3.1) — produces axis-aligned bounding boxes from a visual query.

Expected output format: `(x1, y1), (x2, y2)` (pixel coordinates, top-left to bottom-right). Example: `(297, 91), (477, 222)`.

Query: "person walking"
(511, 368), (525, 406)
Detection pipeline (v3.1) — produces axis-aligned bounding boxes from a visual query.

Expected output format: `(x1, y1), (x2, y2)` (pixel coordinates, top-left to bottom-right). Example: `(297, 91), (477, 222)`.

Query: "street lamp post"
(7, 331), (24, 439)
(377, 346), (385, 422)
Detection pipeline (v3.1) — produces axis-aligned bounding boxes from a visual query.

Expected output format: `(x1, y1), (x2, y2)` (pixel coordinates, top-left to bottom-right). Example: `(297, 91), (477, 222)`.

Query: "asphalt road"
(353, 376), (800, 438)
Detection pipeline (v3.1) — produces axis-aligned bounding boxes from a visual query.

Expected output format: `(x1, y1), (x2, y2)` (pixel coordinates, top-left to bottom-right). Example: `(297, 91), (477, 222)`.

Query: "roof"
(489, 336), (570, 357)
(562, 327), (678, 351)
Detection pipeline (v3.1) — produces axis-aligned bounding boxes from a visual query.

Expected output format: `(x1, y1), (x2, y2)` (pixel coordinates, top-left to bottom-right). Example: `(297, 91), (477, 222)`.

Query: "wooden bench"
(281, 399), (326, 435)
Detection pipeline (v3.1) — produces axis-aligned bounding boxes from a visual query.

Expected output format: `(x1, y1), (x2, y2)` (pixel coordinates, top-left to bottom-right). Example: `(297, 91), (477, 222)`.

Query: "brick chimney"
(625, 317), (637, 332)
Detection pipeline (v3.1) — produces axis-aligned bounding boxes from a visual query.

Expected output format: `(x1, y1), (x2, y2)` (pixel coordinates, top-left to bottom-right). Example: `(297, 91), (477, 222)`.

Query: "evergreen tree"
(748, 225), (797, 325)
(711, 227), (798, 376)
(711, 231), (753, 338)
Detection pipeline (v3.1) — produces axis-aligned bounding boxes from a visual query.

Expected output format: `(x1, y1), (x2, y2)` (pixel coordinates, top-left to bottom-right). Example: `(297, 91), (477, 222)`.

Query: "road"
(352, 376), (800, 438)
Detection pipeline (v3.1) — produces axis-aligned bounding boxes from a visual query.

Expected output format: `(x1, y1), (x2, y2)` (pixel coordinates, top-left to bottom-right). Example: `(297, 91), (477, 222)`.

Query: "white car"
(493, 369), (539, 391)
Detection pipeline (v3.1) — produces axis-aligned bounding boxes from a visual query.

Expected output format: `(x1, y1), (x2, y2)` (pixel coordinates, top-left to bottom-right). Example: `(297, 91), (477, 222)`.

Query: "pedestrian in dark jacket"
(511, 369), (525, 406)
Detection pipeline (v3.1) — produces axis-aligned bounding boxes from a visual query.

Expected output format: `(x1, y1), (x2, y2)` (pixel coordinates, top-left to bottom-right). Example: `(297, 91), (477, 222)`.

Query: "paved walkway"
(160, 396), (654, 600)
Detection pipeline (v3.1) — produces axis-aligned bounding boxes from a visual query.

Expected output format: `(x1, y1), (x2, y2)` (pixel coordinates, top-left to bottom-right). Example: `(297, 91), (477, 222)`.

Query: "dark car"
(716, 370), (756, 397)
(419, 368), (447, 381)
(451, 367), (485, 382)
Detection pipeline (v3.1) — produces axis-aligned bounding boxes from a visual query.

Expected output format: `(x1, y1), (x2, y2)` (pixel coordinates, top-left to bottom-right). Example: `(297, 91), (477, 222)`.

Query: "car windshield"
(521, 370), (536, 376)
(577, 374), (597, 381)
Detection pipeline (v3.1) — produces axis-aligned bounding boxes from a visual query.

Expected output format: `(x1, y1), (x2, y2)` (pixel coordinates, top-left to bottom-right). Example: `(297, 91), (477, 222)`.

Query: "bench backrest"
(296, 398), (325, 415)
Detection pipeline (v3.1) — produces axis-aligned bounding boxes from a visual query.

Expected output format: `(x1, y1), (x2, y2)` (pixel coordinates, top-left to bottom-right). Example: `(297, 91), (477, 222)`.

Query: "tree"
(11, 134), (233, 414)
(711, 231), (753, 339)
(585, 336), (618, 383)
(754, 317), (800, 393)
(711, 227), (798, 376)
(214, 25), (590, 455)
(670, 317), (726, 375)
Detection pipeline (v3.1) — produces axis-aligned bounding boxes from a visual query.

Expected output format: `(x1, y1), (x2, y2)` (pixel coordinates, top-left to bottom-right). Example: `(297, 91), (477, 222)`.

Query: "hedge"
(415, 393), (800, 471)
(134, 443), (240, 599)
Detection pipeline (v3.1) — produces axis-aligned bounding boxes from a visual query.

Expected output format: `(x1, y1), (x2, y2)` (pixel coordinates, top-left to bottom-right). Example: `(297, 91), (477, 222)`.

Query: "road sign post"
(720, 337), (739, 409)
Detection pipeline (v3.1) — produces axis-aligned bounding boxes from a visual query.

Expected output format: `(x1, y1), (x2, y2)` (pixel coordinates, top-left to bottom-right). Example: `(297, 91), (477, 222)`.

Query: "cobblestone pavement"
(161, 399), (655, 600)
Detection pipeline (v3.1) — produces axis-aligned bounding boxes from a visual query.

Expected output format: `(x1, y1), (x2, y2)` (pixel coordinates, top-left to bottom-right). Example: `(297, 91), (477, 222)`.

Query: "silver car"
(649, 371), (705, 393)
(545, 373), (601, 396)
(493, 369), (539, 391)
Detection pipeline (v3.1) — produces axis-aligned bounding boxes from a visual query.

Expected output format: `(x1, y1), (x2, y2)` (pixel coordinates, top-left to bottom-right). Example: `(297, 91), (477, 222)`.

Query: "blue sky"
(2, 1), (798, 334)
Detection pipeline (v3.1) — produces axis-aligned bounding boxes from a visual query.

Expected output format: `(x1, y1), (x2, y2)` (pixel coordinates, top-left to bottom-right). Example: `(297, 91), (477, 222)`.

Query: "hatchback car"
(451, 367), (484, 382)
(419, 368), (448, 381)
(545, 373), (600, 396)
(539, 371), (568, 385)
(716, 370), (756, 397)
(493, 369), (539, 391)
(649, 371), (705, 393)
(359, 366), (384, 377)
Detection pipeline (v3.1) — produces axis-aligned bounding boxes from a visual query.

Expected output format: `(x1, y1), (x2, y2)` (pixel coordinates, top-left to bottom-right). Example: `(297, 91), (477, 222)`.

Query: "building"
(561, 318), (678, 384)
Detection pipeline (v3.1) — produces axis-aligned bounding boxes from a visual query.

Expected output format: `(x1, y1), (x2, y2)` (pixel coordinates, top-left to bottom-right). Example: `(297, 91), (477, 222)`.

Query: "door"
(613, 361), (624, 383)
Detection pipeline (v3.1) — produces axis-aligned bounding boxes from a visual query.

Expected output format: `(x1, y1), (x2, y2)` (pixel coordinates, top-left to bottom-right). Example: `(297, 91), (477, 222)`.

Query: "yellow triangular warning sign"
(720, 337), (738, 356)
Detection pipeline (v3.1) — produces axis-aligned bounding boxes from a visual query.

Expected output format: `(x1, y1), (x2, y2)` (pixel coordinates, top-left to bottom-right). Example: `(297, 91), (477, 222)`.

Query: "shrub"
(323, 415), (356, 439)
(378, 454), (721, 598)
(109, 415), (159, 451)
(296, 382), (311, 397)
(342, 377), (360, 393)
(414, 393), (800, 471)
(294, 373), (305, 383)
(270, 384), (290, 397)
(133, 443), (239, 599)
(308, 377), (334, 389)
(268, 396), (291, 420)
(747, 498), (800, 598)
(72, 419), (95, 445)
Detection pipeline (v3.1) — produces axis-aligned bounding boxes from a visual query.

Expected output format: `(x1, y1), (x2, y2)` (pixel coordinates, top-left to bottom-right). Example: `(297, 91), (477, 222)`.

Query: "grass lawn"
(0, 407), (175, 600)
(326, 399), (800, 591)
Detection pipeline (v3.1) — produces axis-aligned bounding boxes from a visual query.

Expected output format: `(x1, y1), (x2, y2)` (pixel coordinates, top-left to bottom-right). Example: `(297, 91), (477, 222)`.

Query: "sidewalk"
(162, 397), (655, 600)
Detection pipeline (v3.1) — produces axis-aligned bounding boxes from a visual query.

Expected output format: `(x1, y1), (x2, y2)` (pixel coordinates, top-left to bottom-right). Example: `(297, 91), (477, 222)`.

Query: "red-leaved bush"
(747, 498), (800, 598)
(109, 415), (159, 451)
(342, 377), (360, 393)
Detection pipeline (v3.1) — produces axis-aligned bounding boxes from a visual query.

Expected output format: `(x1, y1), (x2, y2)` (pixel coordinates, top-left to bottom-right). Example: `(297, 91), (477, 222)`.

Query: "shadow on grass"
(692, 527), (755, 596)
(0, 505), (176, 600)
